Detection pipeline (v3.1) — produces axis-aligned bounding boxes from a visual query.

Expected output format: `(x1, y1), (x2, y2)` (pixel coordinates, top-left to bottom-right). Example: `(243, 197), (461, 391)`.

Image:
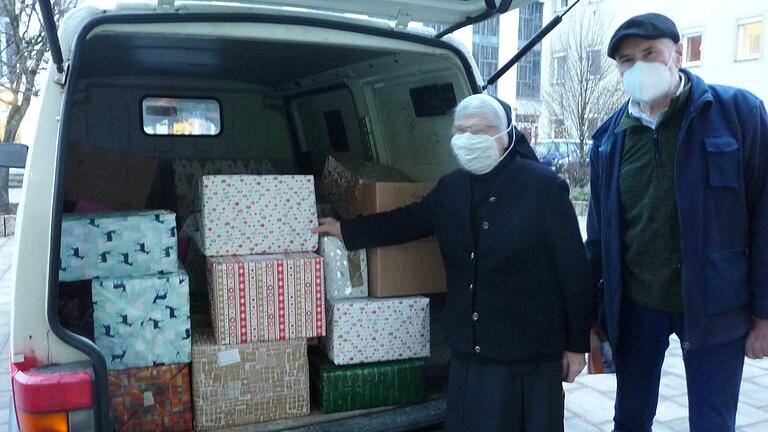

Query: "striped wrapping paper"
(207, 253), (325, 345)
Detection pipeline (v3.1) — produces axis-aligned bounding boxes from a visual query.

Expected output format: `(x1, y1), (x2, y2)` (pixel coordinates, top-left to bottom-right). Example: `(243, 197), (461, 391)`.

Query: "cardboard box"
(93, 270), (191, 370)
(322, 296), (430, 366)
(207, 253), (325, 344)
(309, 352), (425, 414)
(195, 175), (318, 256)
(191, 331), (309, 430)
(108, 364), (193, 432)
(172, 159), (275, 219)
(346, 182), (446, 297)
(65, 143), (159, 210)
(318, 236), (368, 300)
(59, 210), (179, 282)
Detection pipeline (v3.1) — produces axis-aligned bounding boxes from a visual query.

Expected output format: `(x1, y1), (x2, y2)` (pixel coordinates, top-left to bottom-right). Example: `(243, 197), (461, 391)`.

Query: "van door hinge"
(394, 9), (412, 31)
(53, 63), (69, 86)
(157, 0), (175, 12)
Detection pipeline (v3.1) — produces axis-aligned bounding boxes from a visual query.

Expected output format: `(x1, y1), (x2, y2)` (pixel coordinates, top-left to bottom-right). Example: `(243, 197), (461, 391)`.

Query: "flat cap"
(607, 13), (680, 59)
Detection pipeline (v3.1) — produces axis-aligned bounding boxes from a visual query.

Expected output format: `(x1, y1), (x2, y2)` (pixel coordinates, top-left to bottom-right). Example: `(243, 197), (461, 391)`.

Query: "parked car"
(534, 138), (592, 168)
(2, 1), (556, 431)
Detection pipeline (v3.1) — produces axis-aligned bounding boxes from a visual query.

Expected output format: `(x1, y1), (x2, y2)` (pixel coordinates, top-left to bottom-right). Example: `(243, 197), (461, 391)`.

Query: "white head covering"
(453, 94), (510, 147)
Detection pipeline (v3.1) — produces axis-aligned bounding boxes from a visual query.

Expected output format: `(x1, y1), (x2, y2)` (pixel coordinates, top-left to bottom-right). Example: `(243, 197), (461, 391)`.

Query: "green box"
(309, 352), (425, 414)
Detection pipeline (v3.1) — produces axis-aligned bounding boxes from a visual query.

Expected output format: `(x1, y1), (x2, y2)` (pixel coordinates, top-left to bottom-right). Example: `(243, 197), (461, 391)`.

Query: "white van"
(1, 0), (564, 430)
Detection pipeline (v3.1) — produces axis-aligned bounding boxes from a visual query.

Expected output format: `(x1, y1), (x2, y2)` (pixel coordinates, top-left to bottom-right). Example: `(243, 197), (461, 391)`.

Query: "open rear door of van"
(175, 0), (533, 29)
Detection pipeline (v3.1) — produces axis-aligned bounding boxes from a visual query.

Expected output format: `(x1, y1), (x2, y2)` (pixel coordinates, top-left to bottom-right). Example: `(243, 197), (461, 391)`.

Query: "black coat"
(341, 155), (592, 363)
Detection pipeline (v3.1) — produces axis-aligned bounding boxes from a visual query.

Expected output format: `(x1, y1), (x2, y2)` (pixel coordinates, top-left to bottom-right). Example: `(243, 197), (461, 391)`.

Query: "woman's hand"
(562, 351), (586, 383)
(312, 217), (343, 240)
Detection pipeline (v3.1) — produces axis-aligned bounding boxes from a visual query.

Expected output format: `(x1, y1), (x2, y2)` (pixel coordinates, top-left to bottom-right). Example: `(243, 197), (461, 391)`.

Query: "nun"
(313, 94), (592, 431)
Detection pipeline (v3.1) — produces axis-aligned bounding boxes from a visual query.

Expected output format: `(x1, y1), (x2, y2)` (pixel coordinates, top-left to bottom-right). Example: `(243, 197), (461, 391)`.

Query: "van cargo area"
(49, 17), (473, 431)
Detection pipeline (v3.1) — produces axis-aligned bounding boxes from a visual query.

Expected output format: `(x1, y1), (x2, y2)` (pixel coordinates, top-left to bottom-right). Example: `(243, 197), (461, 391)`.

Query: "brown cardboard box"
(347, 182), (446, 297)
(65, 143), (159, 210)
(191, 331), (309, 430)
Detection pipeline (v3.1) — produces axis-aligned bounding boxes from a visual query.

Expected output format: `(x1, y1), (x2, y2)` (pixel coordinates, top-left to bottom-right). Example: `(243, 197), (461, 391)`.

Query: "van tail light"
(11, 362), (95, 432)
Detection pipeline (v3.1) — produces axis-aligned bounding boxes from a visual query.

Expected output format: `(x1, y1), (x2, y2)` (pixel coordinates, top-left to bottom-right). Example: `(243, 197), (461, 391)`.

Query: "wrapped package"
(59, 210), (178, 282)
(93, 270), (191, 370)
(207, 253), (325, 344)
(108, 364), (193, 432)
(309, 352), (425, 414)
(191, 331), (309, 430)
(323, 296), (430, 366)
(319, 154), (411, 215)
(172, 158), (275, 219)
(194, 175), (318, 256)
(317, 236), (368, 300)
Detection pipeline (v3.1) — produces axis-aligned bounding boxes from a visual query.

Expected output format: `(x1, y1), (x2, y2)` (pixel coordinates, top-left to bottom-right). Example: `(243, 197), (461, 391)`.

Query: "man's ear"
(674, 41), (684, 67)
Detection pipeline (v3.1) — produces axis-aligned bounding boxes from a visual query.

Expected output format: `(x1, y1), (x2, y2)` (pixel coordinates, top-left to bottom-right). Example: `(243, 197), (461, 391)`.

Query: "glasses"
(452, 124), (499, 135)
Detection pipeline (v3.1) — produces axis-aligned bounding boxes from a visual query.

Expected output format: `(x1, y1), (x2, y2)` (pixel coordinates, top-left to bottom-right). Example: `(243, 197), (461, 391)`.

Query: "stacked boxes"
(318, 236), (368, 300)
(309, 354), (425, 414)
(107, 364), (193, 432)
(322, 296), (430, 366)
(59, 209), (193, 430)
(189, 175), (321, 429)
(206, 253), (325, 344)
(195, 175), (318, 256)
(59, 210), (178, 282)
(93, 271), (191, 370)
(191, 331), (309, 430)
(313, 155), (436, 414)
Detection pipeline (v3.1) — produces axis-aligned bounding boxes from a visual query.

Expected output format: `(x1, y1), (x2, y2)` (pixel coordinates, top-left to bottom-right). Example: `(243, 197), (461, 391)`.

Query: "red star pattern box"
(195, 175), (318, 256)
(207, 253), (325, 345)
(322, 296), (430, 365)
(107, 363), (193, 432)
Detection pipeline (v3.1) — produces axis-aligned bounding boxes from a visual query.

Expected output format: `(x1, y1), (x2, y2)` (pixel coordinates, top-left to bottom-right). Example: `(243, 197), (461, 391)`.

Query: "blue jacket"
(586, 69), (768, 350)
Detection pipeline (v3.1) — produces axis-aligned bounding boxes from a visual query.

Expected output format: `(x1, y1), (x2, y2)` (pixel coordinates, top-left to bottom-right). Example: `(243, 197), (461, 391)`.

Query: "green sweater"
(617, 81), (691, 314)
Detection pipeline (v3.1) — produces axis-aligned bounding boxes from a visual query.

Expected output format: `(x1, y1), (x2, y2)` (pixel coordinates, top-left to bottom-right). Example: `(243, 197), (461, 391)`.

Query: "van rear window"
(142, 97), (221, 136)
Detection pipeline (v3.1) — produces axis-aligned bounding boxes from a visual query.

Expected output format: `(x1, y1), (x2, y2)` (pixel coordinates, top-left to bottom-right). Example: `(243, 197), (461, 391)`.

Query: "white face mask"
(622, 54), (677, 104)
(451, 126), (514, 175)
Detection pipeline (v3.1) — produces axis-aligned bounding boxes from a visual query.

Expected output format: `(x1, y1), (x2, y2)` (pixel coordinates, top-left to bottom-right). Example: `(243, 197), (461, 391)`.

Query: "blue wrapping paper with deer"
(59, 210), (179, 282)
(93, 269), (192, 370)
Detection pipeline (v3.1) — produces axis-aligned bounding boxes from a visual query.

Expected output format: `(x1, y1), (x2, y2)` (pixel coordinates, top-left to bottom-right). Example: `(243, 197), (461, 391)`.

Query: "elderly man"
(586, 12), (768, 432)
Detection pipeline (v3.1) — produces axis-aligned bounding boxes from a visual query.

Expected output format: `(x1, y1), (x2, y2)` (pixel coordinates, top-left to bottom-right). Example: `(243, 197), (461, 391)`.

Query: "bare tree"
(542, 4), (625, 187)
(0, 0), (77, 213)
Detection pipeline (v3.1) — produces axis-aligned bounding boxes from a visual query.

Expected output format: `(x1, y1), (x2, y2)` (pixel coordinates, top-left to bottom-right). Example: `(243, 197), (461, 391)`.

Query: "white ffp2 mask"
(451, 126), (514, 175)
(622, 56), (677, 104)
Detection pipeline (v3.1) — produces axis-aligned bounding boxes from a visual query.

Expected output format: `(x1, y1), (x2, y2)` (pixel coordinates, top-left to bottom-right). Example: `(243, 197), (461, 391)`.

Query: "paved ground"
(1, 222), (768, 431)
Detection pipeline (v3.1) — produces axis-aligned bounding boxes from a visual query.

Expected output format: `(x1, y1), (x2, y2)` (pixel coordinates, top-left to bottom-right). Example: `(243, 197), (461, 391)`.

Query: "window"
(517, 2), (544, 99)
(142, 97), (221, 136)
(737, 17), (763, 61)
(0, 17), (9, 82)
(553, 53), (566, 83)
(472, 16), (500, 96)
(587, 48), (602, 77)
(555, 0), (570, 11)
(682, 30), (703, 65)
(551, 117), (567, 139)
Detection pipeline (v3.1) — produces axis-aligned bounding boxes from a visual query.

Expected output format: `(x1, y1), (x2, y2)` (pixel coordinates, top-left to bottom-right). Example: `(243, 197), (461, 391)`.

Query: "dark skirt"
(445, 355), (564, 432)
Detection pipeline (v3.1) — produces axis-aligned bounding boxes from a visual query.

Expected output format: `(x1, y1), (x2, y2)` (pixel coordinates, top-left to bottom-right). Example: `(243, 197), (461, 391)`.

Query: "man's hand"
(746, 318), (768, 359)
(312, 217), (342, 240)
(562, 351), (586, 383)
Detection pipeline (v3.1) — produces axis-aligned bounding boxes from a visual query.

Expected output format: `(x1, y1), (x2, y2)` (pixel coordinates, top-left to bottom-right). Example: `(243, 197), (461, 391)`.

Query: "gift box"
(93, 270), (191, 370)
(318, 236), (368, 300)
(195, 175), (318, 256)
(108, 364), (193, 432)
(172, 159), (275, 219)
(191, 331), (309, 430)
(207, 253), (325, 344)
(309, 352), (425, 414)
(323, 296), (430, 366)
(319, 154), (411, 215)
(59, 210), (179, 282)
